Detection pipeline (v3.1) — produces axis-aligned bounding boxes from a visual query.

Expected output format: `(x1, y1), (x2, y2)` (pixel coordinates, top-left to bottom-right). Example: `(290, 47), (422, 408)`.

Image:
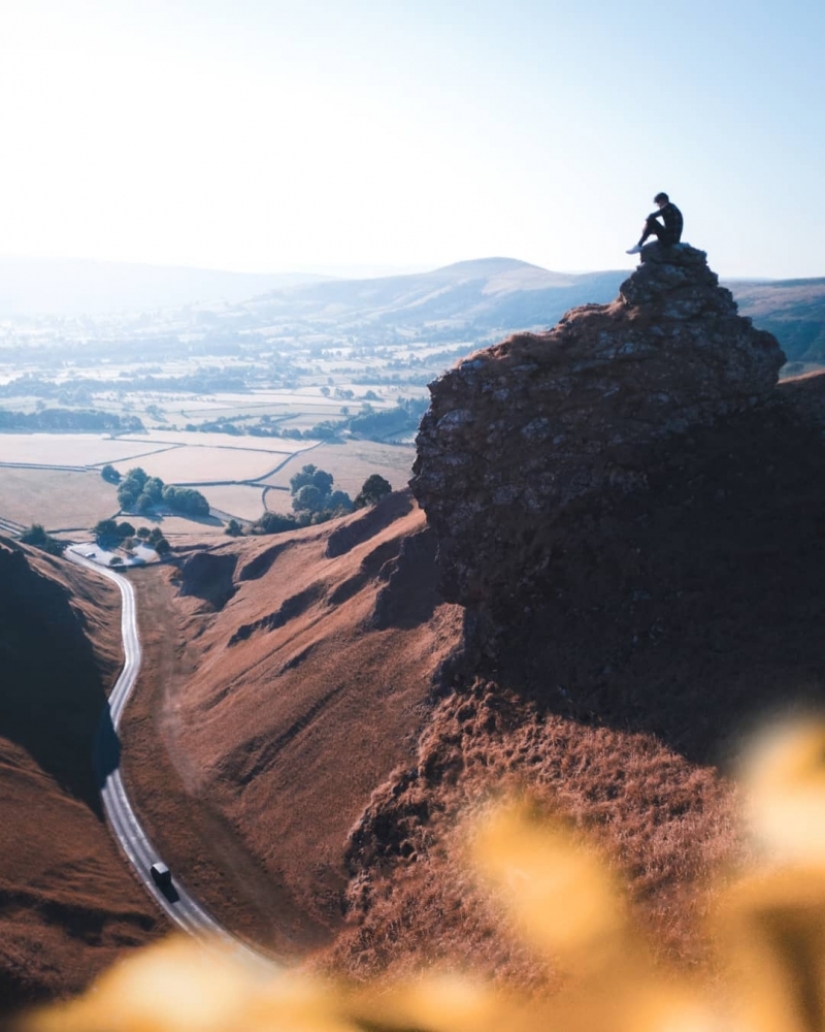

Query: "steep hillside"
(0, 539), (162, 1012)
(118, 494), (463, 956)
(732, 277), (825, 362)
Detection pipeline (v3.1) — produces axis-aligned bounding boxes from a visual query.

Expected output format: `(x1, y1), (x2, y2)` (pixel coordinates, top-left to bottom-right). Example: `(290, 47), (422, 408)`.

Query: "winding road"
(67, 547), (255, 950)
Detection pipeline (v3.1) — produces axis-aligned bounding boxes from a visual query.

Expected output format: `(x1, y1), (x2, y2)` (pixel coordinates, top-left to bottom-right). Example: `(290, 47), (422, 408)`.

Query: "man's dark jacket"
(650, 202), (683, 244)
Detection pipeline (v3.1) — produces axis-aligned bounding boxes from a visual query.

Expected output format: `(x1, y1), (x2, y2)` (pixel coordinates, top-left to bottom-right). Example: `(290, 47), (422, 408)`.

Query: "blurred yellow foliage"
(18, 718), (825, 1032)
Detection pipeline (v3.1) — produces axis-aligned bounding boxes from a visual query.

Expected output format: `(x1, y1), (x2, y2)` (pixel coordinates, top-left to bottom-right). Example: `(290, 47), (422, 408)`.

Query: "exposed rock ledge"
(411, 243), (785, 610)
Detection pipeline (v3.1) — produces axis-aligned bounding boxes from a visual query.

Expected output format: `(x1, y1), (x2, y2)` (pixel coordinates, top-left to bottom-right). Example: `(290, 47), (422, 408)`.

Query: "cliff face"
(412, 243), (784, 613)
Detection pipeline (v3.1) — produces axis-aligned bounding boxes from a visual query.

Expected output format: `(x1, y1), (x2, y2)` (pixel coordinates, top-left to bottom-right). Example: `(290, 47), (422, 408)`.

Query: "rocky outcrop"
(326, 252), (825, 987)
(411, 243), (785, 611)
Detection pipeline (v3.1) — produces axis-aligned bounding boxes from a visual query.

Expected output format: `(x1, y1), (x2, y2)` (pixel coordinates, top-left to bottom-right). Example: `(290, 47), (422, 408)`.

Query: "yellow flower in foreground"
(470, 799), (634, 972)
(22, 937), (352, 1032)
(19, 717), (825, 1032)
(742, 717), (825, 863)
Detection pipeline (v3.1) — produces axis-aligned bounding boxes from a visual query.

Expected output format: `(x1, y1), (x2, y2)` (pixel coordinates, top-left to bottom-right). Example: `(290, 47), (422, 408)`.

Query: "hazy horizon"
(0, 251), (816, 287)
(1, 1), (823, 283)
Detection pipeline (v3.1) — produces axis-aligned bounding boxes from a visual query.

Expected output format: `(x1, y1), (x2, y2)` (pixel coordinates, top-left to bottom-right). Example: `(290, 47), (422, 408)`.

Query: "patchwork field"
(117, 431), (310, 453)
(112, 446), (287, 484)
(0, 427), (416, 537)
(202, 484), (269, 521)
(0, 433), (175, 467)
(0, 468), (119, 530)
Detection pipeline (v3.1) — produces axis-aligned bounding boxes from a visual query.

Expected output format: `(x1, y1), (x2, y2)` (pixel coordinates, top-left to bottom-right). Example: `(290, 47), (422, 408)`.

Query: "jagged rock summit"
(620, 241), (738, 315)
(412, 243), (785, 609)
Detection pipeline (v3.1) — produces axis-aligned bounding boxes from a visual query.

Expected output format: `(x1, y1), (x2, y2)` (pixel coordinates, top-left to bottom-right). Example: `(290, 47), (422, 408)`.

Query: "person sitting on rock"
(626, 193), (683, 254)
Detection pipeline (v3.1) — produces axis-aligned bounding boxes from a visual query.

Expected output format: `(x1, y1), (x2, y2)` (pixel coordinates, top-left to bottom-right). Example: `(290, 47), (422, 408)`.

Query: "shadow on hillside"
(178, 551), (238, 610)
(94, 706), (121, 786)
(0, 546), (109, 817)
(177, 511), (224, 527)
(490, 398), (825, 768)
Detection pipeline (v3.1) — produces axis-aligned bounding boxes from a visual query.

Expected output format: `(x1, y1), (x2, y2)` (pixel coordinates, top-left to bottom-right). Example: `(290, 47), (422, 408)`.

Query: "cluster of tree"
(0, 408), (145, 432)
(247, 511), (305, 535)
(136, 525), (171, 555)
(188, 418), (244, 435)
(20, 524), (65, 556)
(116, 467), (210, 516)
(93, 518), (170, 555)
(289, 464), (353, 514)
(240, 468), (392, 538)
(93, 519), (136, 544)
(171, 397), (428, 446)
(346, 396), (428, 439)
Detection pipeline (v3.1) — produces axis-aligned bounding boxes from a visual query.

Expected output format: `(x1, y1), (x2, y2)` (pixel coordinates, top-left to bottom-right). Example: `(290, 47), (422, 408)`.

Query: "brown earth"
(118, 492), (464, 959)
(0, 538), (163, 1015)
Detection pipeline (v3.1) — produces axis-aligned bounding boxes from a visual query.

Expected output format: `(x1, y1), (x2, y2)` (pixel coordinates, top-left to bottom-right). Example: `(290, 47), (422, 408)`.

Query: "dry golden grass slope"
(0, 538), (163, 1015)
(120, 492), (464, 958)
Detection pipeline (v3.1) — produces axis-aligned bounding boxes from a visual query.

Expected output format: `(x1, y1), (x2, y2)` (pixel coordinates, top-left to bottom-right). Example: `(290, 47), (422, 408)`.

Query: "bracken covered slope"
(0, 538), (162, 1013)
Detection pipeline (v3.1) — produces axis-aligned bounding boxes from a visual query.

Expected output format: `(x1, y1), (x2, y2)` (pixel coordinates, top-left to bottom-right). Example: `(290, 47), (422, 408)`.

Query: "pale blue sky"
(0, 0), (822, 278)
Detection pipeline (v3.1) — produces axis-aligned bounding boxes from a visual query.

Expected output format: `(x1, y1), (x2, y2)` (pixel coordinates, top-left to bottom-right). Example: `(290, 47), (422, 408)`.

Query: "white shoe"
(626, 244), (642, 254)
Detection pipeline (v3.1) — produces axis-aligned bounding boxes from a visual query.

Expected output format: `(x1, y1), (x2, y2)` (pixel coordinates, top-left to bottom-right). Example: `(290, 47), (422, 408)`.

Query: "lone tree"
(354, 474), (392, 509)
(100, 464), (121, 484)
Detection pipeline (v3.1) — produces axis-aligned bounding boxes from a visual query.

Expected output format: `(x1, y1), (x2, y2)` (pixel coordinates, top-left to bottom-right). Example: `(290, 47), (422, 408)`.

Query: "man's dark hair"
(654, 191), (669, 203)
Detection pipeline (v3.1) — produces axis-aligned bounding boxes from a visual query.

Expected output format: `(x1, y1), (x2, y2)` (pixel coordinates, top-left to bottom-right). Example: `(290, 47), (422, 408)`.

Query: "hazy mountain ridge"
(242, 258), (629, 332)
(1, 255), (822, 365)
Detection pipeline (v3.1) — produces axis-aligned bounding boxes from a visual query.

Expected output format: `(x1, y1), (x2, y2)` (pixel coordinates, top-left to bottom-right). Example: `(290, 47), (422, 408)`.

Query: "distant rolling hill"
(728, 278), (825, 363)
(1, 254), (823, 364)
(243, 258), (825, 360)
(243, 257), (629, 332)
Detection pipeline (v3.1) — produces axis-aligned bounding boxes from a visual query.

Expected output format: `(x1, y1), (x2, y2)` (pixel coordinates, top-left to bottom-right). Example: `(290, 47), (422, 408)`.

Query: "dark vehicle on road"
(150, 861), (172, 888)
